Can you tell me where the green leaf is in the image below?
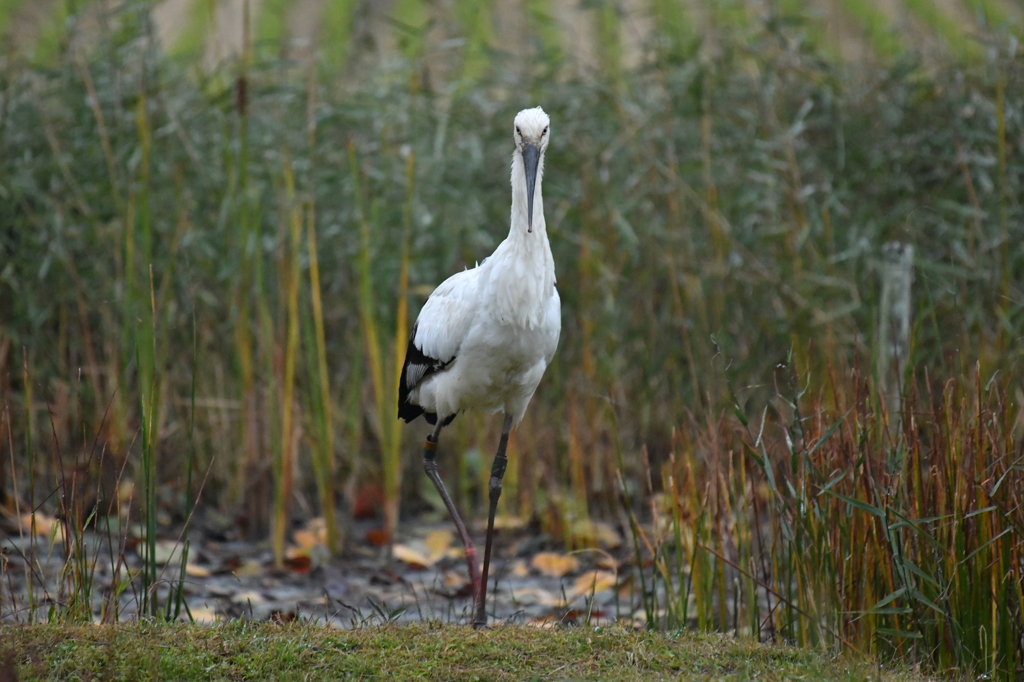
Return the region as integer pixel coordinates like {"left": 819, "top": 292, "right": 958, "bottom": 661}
{"left": 827, "top": 491, "right": 885, "bottom": 518}
{"left": 875, "top": 628, "right": 923, "bottom": 639}
{"left": 733, "top": 405, "right": 749, "bottom": 427}
{"left": 817, "top": 469, "right": 847, "bottom": 496}
{"left": 805, "top": 413, "right": 848, "bottom": 457}
{"left": 898, "top": 558, "right": 942, "bottom": 590}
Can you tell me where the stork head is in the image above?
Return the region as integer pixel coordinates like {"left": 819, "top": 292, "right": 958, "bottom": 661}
{"left": 513, "top": 107, "right": 550, "bottom": 233}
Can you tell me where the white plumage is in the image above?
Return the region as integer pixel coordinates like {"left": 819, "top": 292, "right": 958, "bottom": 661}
{"left": 397, "top": 106, "right": 560, "bottom": 628}
{"left": 399, "top": 107, "right": 560, "bottom": 429}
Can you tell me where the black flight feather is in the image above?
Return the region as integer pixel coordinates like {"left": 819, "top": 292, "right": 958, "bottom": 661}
{"left": 397, "top": 321, "right": 458, "bottom": 426}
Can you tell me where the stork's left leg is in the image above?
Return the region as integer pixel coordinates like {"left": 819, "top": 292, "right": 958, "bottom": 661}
{"left": 474, "top": 412, "right": 514, "bottom": 629}
{"left": 422, "top": 420, "right": 481, "bottom": 607}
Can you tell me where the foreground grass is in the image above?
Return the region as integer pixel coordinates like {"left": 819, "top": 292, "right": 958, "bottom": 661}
{"left": 0, "top": 622, "right": 933, "bottom": 681}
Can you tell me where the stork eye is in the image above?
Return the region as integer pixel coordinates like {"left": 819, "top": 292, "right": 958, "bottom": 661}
{"left": 516, "top": 126, "right": 521, "bottom": 135}
{"left": 542, "top": 127, "right": 548, "bottom": 136}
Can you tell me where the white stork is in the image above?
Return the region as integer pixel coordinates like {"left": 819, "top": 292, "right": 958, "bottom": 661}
{"left": 398, "top": 107, "right": 560, "bottom": 628}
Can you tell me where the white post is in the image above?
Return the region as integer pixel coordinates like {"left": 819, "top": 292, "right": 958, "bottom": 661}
{"left": 877, "top": 241, "right": 914, "bottom": 422}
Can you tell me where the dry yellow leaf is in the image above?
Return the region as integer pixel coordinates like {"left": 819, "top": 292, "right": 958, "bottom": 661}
{"left": 19, "top": 512, "right": 63, "bottom": 541}
{"left": 530, "top": 551, "right": 579, "bottom": 577}
{"left": 570, "top": 520, "right": 622, "bottom": 548}
{"left": 492, "top": 515, "right": 526, "bottom": 530}
{"left": 293, "top": 528, "right": 321, "bottom": 550}
{"left": 307, "top": 517, "right": 328, "bottom": 544}
{"left": 231, "top": 590, "right": 264, "bottom": 605}
{"left": 285, "top": 545, "right": 309, "bottom": 560}
{"left": 424, "top": 529, "right": 453, "bottom": 561}
{"left": 512, "top": 586, "right": 562, "bottom": 607}
{"left": 117, "top": 480, "right": 135, "bottom": 503}
{"left": 189, "top": 606, "right": 219, "bottom": 624}
{"left": 571, "top": 569, "right": 617, "bottom": 597}
{"left": 234, "top": 560, "right": 263, "bottom": 577}
{"left": 392, "top": 544, "right": 430, "bottom": 568}
{"left": 442, "top": 570, "right": 466, "bottom": 588}
{"left": 185, "top": 563, "right": 211, "bottom": 578}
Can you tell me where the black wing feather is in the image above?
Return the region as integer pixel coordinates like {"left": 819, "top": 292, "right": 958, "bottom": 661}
{"left": 397, "top": 321, "right": 458, "bottom": 426}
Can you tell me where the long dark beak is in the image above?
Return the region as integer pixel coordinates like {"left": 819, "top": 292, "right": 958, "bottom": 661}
{"left": 523, "top": 144, "right": 540, "bottom": 233}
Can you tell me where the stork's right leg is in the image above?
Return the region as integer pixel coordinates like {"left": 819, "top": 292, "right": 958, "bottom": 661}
{"left": 422, "top": 420, "right": 481, "bottom": 608}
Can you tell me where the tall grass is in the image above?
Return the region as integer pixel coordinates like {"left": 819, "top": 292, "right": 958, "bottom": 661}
{"left": 350, "top": 141, "right": 411, "bottom": 541}
{"left": 625, "top": 359, "right": 1023, "bottom": 678}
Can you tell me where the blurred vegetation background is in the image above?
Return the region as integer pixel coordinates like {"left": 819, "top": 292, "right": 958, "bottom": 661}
{"left": 0, "top": 0, "right": 1021, "bottom": 674}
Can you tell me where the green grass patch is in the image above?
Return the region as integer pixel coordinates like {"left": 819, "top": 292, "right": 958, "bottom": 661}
{"left": 0, "top": 622, "right": 931, "bottom": 681}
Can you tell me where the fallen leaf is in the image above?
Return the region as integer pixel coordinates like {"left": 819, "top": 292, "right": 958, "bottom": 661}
{"left": 293, "top": 528, "right": 321, "bottom": 550}
{"left": 509, "top": 559, "right": 529, "bottom": 578}
{"left": 19, "top": 513, "right": 63, "bottom": 542}
{"left": 306, "top": 517, "right": 328, "bottom": 544}
{"left": 233, "top": 560, "right": 262, "bottom": 578}
{"left": 153, "top": 541, "right": 181, "bottom": 565}
{"left": 571, "top": 570, "right": 617, "bottom": 597}
{"left": 392, "top": 544, "right": 430, "bottom": 570}
{"left": 231, "top": 590, "right": 264, "bottom": 605}
{"left": 189, "top": 606, "right": 219, "bottom": 624}
{"left": 435, "top": 571, "right": 474, "bottom": 598}
{"left": 353, "top": 483, "right": 383, "bottom": 519}
{"left": 117, "top": 480, "right": 135, "bottom": 503}
{"left": 441, "top": 570, "right": 466, "bottom": 588}
{"left": 531, "top": 551, "right": 579, "bottom": 577}
{"left": 570, "top": 520, "right": 622, "bottom": 548}
{"left": 185, "top": 563, "right": 211, "bottom": 578}
{"left": 365, "top": 529, "right": 389, "bottom": 546}
{"left": 491, "top": 515, "right": 525, "bottom": 530}
{"left": 284, "top": 547, "right": 313, "bottom": 572}
{"left": 424, "top": 529, "right": 453, "bottom": 561}
{"left": 511, "top": 586, "right": 562, "bottom": 607}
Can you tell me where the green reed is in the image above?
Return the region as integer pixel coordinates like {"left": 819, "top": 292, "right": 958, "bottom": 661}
{"left": 627, "top": 360, "right": 1023, "bottom": 678}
